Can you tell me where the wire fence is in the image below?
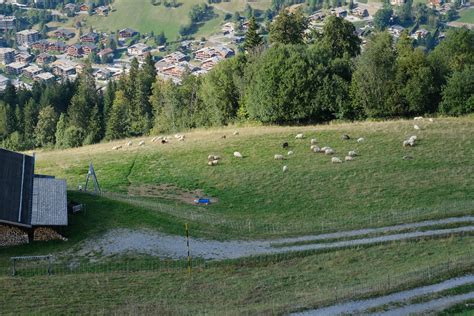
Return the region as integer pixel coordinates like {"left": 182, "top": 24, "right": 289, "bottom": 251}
{"left": 3, "top": 254, "right": 472, "bottom": 315}
{"left": 101, "top": 190, "right": 474, "bottom": 238}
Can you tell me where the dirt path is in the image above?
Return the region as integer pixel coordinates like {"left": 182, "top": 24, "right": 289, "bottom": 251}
{"left": 294, "top": 275, "right": 474, "bottom": 315}
{"left": 75, "top": 216, "right": 474, "bottom": 260}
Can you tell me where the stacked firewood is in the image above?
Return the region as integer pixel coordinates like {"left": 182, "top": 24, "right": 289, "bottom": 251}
{"left": 0, "top": 225, "right": 29, "bottom": 247}
{"left": 33, "top": 227, "right": 68, "bottom": 242}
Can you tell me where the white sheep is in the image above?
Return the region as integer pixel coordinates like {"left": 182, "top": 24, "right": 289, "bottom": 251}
{"left": 409, "top": 135, "right": 417, "bottom": 141}
{"left": 283, "top": 165, "right": 289, "bottom": 172}
{"left": 310, "top": 145, "right": 318, "bottom": 150}
{"left": 112, "top": 145, "right": 122, "bottom": 150}
{"left": 348, "top": 150, "right": 357, "bottom": 157}
{"left": 234, "top": 152, "right": 243, "bottom": 158}
{"left": 345, "top": 156, "right": 354, "bottom": 161}
{"left": 414, "top": 125, "right": 420, "bottom": 130}
{"left": 208, "top": 160, "right": 219, "bottom": 166}
{"left": 174, "top": 134, "right": 183, "bottom": 139}
{"left": 139, "top": 141, "right": 145, "bottom": 146}
{"left": 414, "top": 116, "right": 424, "bottom": 120}
{"left": 331, "top": 157, "right": 342, "bottom": 163}
{"left": 233, "top": 131, "right": 239, "bottom": 136}
{"left": 325, "top": 148, "right": 335, "bottom": 155}
{"left": 312, "top": 146, "right": 321, "bottom": 153}
{"left": 208, "top": 155, "right": 221, "bottom": 161}
{"left": 127, "top": 141, "right": 133, "bottom": 146}
{"left": 274, "top": 154, "right": 284, "bottom": 160}
{"left": 357, "top": 137, "right": 365, "bottom": 143}
{"left": 310, "top": 138, "right": 317, "bottom": 145}
{"left": 287, "top": 151, "right": 294, "bottom": 156}
{"left": 428, "top": 118, "right": 434, "bottom": 122}
{"left": 295, "top": 133, "right": 304, "bottom": 139}
{"left": 321, "top": 146, "right": 330, "bottom": 151}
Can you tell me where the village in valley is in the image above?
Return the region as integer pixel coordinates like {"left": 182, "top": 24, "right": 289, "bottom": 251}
{"left": 0, "top": 0, "right": 472, "bottom": 90}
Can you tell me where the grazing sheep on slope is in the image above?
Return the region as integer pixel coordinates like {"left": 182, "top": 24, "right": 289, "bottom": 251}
{"left": 414, "top": 125, "right": 420, "bottom": 130}
{"left": 283, "top": 165, "right": 289, "bottom": 172}
{"left": 288, "top": 151, "right": 294, "bottom": 155}
{"left": 311, "top": 138, "right": 317, "bottom": 145}
{"left": 274, "top": 154, "right": 284, "bottom": 160}
{"left": 348, "top": 150, "right": 357, "bottom": 157}
{"left": 332, "top": 157, "right": 342, "bottom": 163}
{"left": 325, "top": 148, "right": 335, "bottom": 155}
{"left": 282, "top": 142, "right": 289, "bottom": 149}
{"left": 357, "top": 138, "right": 365, "bottom": 143}
{"left": 345, "top": 156, "right": 354, "bottom": 161}
{"left": 112, "top": 145, "right": 122, "bottom": 150}
{"left": 295, "top": 133, "right": 304, "bottom": 139}
{"left": 312, "top": 146, "right": 321, "bottom": 153}
{"left": 234, "top": 152, "right": 243, "bottom": 158}
{"left": 139, "top": 141, "right": 145, "bottom": 146}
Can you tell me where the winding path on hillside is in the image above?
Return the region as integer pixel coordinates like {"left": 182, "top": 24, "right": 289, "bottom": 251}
{"left": 76, "top": 216, "right": 474, "bottom": 260}
{"left": 294, "top": 275, "right": 474, "bottom": 315}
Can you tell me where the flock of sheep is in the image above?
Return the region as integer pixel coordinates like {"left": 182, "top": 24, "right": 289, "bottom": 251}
{"left": 110, "top": 117, "right": 434, "bottom": 173}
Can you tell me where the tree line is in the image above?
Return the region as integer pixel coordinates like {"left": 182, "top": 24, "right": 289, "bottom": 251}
{"left": 0, "top": 13, "right": 473, "bottom": 151}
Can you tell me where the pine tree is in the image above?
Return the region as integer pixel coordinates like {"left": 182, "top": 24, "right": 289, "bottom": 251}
{"left": 106, "top": 90, "right": 129, "bottom": 140}
{"left": 35, "top": 105, "right": 58, "bottom": 147}
{"left": 243, "top": 16, "right": 263, "bottom": 52}
{"left": 23, "top": 98, "right": 38, "bottom": 147}
{"left": 55, "top": 113, "right": 67, "bottom": 148}
{"left": 84, "top": 104, "right": 103, "bottom": 144}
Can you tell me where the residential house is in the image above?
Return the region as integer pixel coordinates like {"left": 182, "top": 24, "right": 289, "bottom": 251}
{"left": 67, "top": 44, "right": 83, "bottom": 57}
{"left": 63, "top": 3, "right": 77, "bottom": 14}
{"left": 119, "top": 28, "right": 138, "bottom": 38}
{"left": 95, "top": 5, "right": 110, "bottom": 16}
{"left": 15, "top": 52, "right": 33, "bottom": 63}
{"left": 16, "top": 29, "right": 40, "bottom": 47}
{"left": 31, "top": 39, "right": 50, "bottom": 51}
{"left": 309, "top": 11, "right": 326, "bottom": 21}
{"left": 163, "top": 51, "right": 187, "bottom": 63}
{"left": 0, "top": 47, "right": 15, "bottom": 65}
{"left": 79, "top": 3, "right": 91, "bottom": 11}
{"left": 80, "top": 32, "right": 99, "bottom": 43}
{"left": 222, "top": 22, "right": 234, "bottom": 35}
{"left": 388, "top": 24, "right": 405, "bottom": 38}
{"left": 0, "top": 15, "right": 15, "bottom": 30}
{"left": 98, "top": 48, "right": 114, "bottom": 60}
{"left": 127, "top": 43, "right": 150, "bottom": 56}
{"left": 6, "top": 62, "right": 27, "bottom": 75}
{"left": 428, "top": 0, "right": 443, "bottom": 7}
{"left": 54, "top": 28, "right": 75, "bottom": 39}
{"left": 82, "top": 43, "right": 97, "bottom": 55}
{"left": 36, "top": 53, "right": 55, "bottom": 65}
{"left": 51, "top": 60, "right": 77, "bottom": 77}
{"left": 94, "top": 68, "right": 112, "bottom": 80}
{"left": 353, "top": 7, "right": 369, "bottom": 17}
{"left": 23, "top": 65, "right": 42, "bottom": 78}
{"left": 390, "top": 0, "right": 405, "bottom": 5}
{"left": 34, "top": 72, "right": 55, "bottom": 82}
{"left": 200, "top": 56, "right": 221, "bottom": 71}
{"left": 411, "top": 28, "right": 430, "bottom": 39}
{"left": 331, "top": 8, "right": 348, "bottom": 18}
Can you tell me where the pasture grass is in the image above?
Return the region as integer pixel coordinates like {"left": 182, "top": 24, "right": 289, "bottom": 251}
{"left": 0, "top": 236, "right": 472, "bottom": 314}
{"left": 457, "top": 8, "right": 474, "bottom": 24}
{"left": 32, "top": 118, "right": 474, "bottom": 238}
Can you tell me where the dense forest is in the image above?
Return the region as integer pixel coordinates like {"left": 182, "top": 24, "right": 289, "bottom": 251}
{"left": 0, "top": 13, "right": 473, "bottom": 151}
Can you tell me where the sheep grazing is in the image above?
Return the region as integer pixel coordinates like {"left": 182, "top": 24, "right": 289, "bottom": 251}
{"left": 345, "top": 156, "right": 354, "bottom": 161}
{"left": 310, "top": 138, "right": 317, "bottom": 145}
{"left": 295, "top": 133, "right": 304, "bottom": 139}
{"left": 312, "top": 146, "right": 321, "bottom": 153}
{"left": 414, "top": 116, "right": 424, "bottom": 120}
{"left": 127, "top": 141, "right": 133, "bottom": 146}
{"left": 341, "top": 134, "right": 350, "bottom": 140}
{"left": 403, "top": 136, "right": 417, "bottom": 147}
{"left": 287, "top": 151, "right": 294, "bottom": 155}
{"left": 234, "top": 151, "right": 243, "bottom": 158}
{"left": 208, "top": 155, "right": 221, "bottom": 161}
{"left": 414, "top": 125, "right": 421, "bottom": 130}
{"left": 325, "top": 148, "right": 335, "bottom": 155}
{"left": 282, "top": 142, "right": 289, "bottom": 149}
{"left": 222, "top": 135, "right": 226, "bottom": 139}
{"left": 428, "top": 118, "right": 434, "bottom": 122}
{"left": 161, "top": 139, "right": 168, "bottom": 144}
{"left": 139, "top": 141, "right": 145, "bottom": 146}
{"left": 357, "top": 137, "right": 365, "bottom": 143}
{"left": 348, "top": 150, "right": 357, "bottom": 157}
{"left": 174, "top": 134, "right": 183, "bottom": 139}
{"left": 178, "top": 136, "right": 185, "bottom": 142}
{"left": 274, "top": 154, "right": 284, "bottom": 160}
{"left": 233, "top": 131, "right": 239, "bottom": 136}
{"left": 321, "top": 146, "right": 330, "bottom": 151}
{"left": 112, "top": 145, "right": 122, "bottom": 150}
{"left": 208, "top": 160, "right": 219, "bottom": 166}
{"left": 331, "top": 157, "right": 342, "bottom": 163}
{"left": 282, "top": 165, "right": 289, "bottom": 172}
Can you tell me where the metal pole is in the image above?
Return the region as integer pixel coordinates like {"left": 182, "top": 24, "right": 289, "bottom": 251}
{"left": 185, "top": 223, "right": 191, "bottom": 275}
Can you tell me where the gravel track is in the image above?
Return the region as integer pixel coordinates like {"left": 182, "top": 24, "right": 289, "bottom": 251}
{"left": 294, "top": 275, "right": 474, "bottom": 315}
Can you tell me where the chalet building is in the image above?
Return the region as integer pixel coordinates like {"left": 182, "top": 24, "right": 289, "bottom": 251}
{"left": 79, "top": 3, "right": 91, "bottom": 11}
{"left": 411, "top": 28, "right": 430, "bottom": 39}
{"left": 98, "top": 48, "right": 114, "bottom": 60}
{"left": 63, "top": 3, "right": 77, "bottom": 13}
{"left": 388, "top": 24, "right": 405, "bottom": 38}
{"left": 0, "top": 15, "right": 16, "bottom": 30}
{"left": 48, "top": 41, "right": 67, "bottom": 53}
{"left": 353, "top": 7, "right": 369, "bottom": 17}
{"left": 36, "top": 53, "right": 55, "bottom": 65}
{"left": 95, "top": 5, "right": 110, "bottom": 16}
{"left": 0, "top": 149, "right": 67, "bottom": 230}
{"left": 80, "top": 32, "right": 99, "bottom": 43}
{"left": 6, "top": 62, "right": 27, "bottom": 75}
{"left": 0, "top": 47, "right": 15, "bottom": 65}
{"left": 31, "top": 40, "right": 50, "bottom": 51}
{"left": 15, "top": 52, "right": 33, "bottom": 63}
{"left": 23, "top": 65, "right": 42, "bottom": 78}
{"left": 67, "top": 44, "right": 83, "bottom": 57}
{"left": 222, "top": 22, "right": 234, "bottom": 35}
{"left": 51, "top": 60, "right": 77, "bottom": 77}
{"left": 127, "top": 43, "right": 150, "bottom": 56}
{"left": 390, "top": 0, "right": 405, "bottom": 5}
{"left": 331, "top": 8, "right": 348, "bottom": 18}
{"left": 82, "top": 43, "right": 98, "bottom": 55}
{"left": 201, "top": 56, "right": 221, "bottom": 71}
{"left": 34, "top": 72, "right": 55, "bottom": 83}
{"left": 194, "top": 46, "right": 234, "bottom": 61}
{"left": 163, "top": 51, "right": 187, "bottom": 63}
{"left": 16, "top": 29, "right": 40, "bottom": 47}
{"left": 54, "top": 28, "right": 75, "bottom": 39}
{"left": 118, "top": 28, "right": 138, "bottom": 38}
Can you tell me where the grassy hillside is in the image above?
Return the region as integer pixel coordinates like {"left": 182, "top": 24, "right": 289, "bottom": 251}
{"left": 72, "top": 0, "right": 271, "bottom": 40}
{"left": 457, "top": 8, "right": 474, "bottom": 24}
{"left": 33, "top": 117, "right": 474, "bottom": 238}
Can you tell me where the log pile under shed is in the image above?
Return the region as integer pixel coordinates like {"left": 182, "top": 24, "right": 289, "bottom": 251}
{"left": 33, "top": 227, "right": 68, "bottom": 242}
{"left": 0, "top": 225, "right": 29, "bottom": 247}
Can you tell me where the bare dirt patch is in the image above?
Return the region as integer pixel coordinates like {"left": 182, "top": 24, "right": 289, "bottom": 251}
{"left": 128, "top": 184, "right": 218, "bottom": 205}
